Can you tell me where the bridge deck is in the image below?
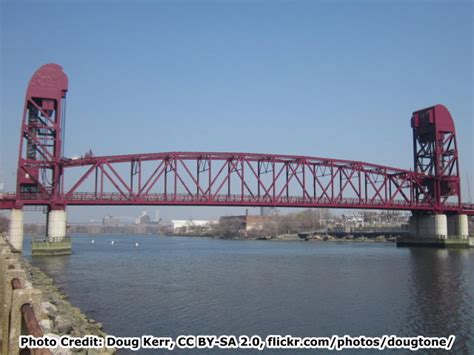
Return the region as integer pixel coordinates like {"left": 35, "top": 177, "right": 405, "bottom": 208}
{"left": 4, "top": 151, "right": 474, "bottom": 214}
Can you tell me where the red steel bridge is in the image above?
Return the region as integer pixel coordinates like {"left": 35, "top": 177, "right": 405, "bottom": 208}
{"left": 1, "top": 64, "right": 473, "bottom": 216}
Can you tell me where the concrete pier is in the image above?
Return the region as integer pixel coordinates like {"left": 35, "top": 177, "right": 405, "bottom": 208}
{"left": 32, "top": 209, "right": 72, "bottom": 256}
{"left": 447, "top": 214, "right": 468, "bottom": 239}
{"left": 8, "top": 209, "right": 24, "bottom": 252}
{"left": 398, "top": 213, "right": 470, "bottom": 248}
{"left": 47, "top": 209, "right": 67, "bottom": 241}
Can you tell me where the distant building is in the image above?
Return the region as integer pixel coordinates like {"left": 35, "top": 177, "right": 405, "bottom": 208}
{"left": 103, "top": 215, "right": 120, "bottom": 226}
{"left": 157, "top": 219, "right": 173, "bottom": 229}
{"left": 344, "top": 215, "right": 364, "bottom": 228}
{"left": 135, "top": 211, "right": 151, "bottom": 225}
{"left": 170, "top": 219, "right": 217, "bottom": 233}
{"left": 219, "top": 215, "right": 271, "bottom": 232}
{"left": 358, "top": 210, "right": 410, "bottom": 226}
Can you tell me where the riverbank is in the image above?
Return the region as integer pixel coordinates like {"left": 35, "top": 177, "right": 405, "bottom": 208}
{"left": 72, "top": 232, "right": 399, "bottom": 243}
{"left": 19, "top": 258, "right": 115, "bottom": 355}
{"left": 212, "top": 232, "right": 398, "bottom": 242}
{"left": 304, "top": 234, "right": 397, "bottom": 243}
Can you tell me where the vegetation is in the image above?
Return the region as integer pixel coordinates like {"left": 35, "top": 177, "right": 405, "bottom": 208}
{"left": 214, "top": 209, "right": 332, "bottom": 239}
{"left": 212, "top": 217, "right": 244, "bottom": 238}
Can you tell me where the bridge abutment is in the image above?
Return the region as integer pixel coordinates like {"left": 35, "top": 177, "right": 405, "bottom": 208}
{"left": 8, "top": 209, "right": 24, "bottom": 252}
{"left": 398, "top": 213, "right": 470, "bottom": 248}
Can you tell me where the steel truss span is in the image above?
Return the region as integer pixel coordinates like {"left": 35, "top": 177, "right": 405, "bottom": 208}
{"left": 0, "top": 63, "right": 473, "bottom": 215}
{"left": 5, "top": 151, "right": 472, "bottom": 214}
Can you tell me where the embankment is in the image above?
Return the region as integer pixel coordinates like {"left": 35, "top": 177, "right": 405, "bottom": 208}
{"left": 1, "top": 235, "right": 115, "bottom": 355}
{"left": 21, "top": 259, "right": 116, "bottom": 355}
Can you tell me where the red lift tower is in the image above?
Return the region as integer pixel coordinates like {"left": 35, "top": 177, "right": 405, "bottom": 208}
{"left": 14, "top": 64, "right": 71, "bottom": 255}
{"left": 411, "top": 104, "right": 461, "bottom": 210}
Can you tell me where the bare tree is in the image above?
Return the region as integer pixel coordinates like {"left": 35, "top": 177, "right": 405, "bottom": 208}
{"left": 213, "top": 217, "right": 244, "bottom": 239}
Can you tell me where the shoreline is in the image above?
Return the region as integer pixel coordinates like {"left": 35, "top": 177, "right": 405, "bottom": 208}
{"left": 19, "top": 257, "right": 116, "bottom": 355}
{"left": 64, "top": 232, "right": 399, "bottom": 243}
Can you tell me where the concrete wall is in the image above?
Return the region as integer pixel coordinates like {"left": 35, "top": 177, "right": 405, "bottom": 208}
{"left": 9, "top": 209, "right": 24, "bottom": 252}
{"left": 0, "top": 237, "right": 45, "bottom": 355}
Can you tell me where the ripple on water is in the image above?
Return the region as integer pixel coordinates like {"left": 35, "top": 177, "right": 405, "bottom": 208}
{"left": 25, "top": 235, "right": 474, "bottom": 354}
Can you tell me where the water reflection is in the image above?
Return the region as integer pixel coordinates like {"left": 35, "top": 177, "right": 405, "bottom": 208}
{"left": 31, "top": 254, "right": 72, "bottom": 277}
{"left": 26, "top": 235, "right": 72, "bottom": 291}
{"left": 405, "top": 248, "right": 473, "bottom": 353}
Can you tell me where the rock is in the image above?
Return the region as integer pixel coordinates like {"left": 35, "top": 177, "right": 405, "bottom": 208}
{"left": 45, "top": 333, "right": 71, "bottom": 355}
{"left": 19, "top": 257, "right": 116, "bottom": 353}
{"left": 39, "top": 318, "right": 52, "bottom": 333}
{"left": 55, "top": 315, "right": 74, "bottom": 334}
{"left": 42, "top": 301, "right": 58, "bottom": 313}
{"left": 49, "top": 293, "right": 61, "bottom": 305}
{"left": 95, "top": 322, "right": 103, "bottom": 329}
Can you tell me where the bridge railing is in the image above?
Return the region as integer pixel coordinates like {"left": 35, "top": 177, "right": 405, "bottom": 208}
{"left": 2, "top": 192, "right": 473, "bottom": 213}
{"left": 0, "top": 236, "right": 50, "bottom": 355}
{"left": 64, "top": 192, "right": 437, "bottom": 208}
{"left": 0, "top": 193, "right": 16, "bottom": 199}
{"left": 32, "top": 236, "right": 71, "bottom": 244}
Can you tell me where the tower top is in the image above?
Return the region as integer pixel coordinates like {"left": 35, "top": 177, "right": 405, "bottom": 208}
{"left": 27, "top": 63, "right": 68, "bottom": 100}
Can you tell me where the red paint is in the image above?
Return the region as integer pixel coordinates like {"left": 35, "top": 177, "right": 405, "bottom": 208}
{"left": 1, "top": 64, "right": 472, "bottom": 216}
{"left": 412, "top": 105, "right": 461, "bottom": 212}
{"left": 16, "top": 64, "right": 68, "bottom": 210}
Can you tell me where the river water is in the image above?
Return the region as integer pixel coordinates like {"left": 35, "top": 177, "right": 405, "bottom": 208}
{"left": 24, "top": 235, "right": 473, "bottom": 354}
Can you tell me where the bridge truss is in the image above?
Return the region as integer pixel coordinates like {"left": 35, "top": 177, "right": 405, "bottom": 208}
{"left": 1, "top": 151, "right": 472, "bottom": 214}
{"left": 1, "top": 64, "right": 473, "bottom": 215}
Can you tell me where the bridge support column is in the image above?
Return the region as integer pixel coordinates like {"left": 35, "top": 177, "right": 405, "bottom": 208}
{"left": 398, "top": 213, "right": 469, "bottom": 248}
{"left": 8, "top": 209, "right": 24, "bottom": 252}
{"left": 47, "top": 209, "right": 67, "bottom": 241}
{"left": 31, "top": 209, "right": 72, "bottom": 256}
{"left": 418, "top": 214, "right": 447, "bottom": 239}
{"left": 447, "top": 214, "right": 468, "bottom": 239}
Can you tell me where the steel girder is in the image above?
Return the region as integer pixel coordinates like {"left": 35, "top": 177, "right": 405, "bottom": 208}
{"left": 2, "top": 152, "right": 472, "bottom": 214}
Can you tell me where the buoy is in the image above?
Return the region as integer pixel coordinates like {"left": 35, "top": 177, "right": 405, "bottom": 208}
{"left": 111, "top": 241, "right": 115, "bottom": 245}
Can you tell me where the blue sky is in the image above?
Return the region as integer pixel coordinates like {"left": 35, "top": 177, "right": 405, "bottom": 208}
{"left": 1, "top": 0, "right": 472, "bottom": 222}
